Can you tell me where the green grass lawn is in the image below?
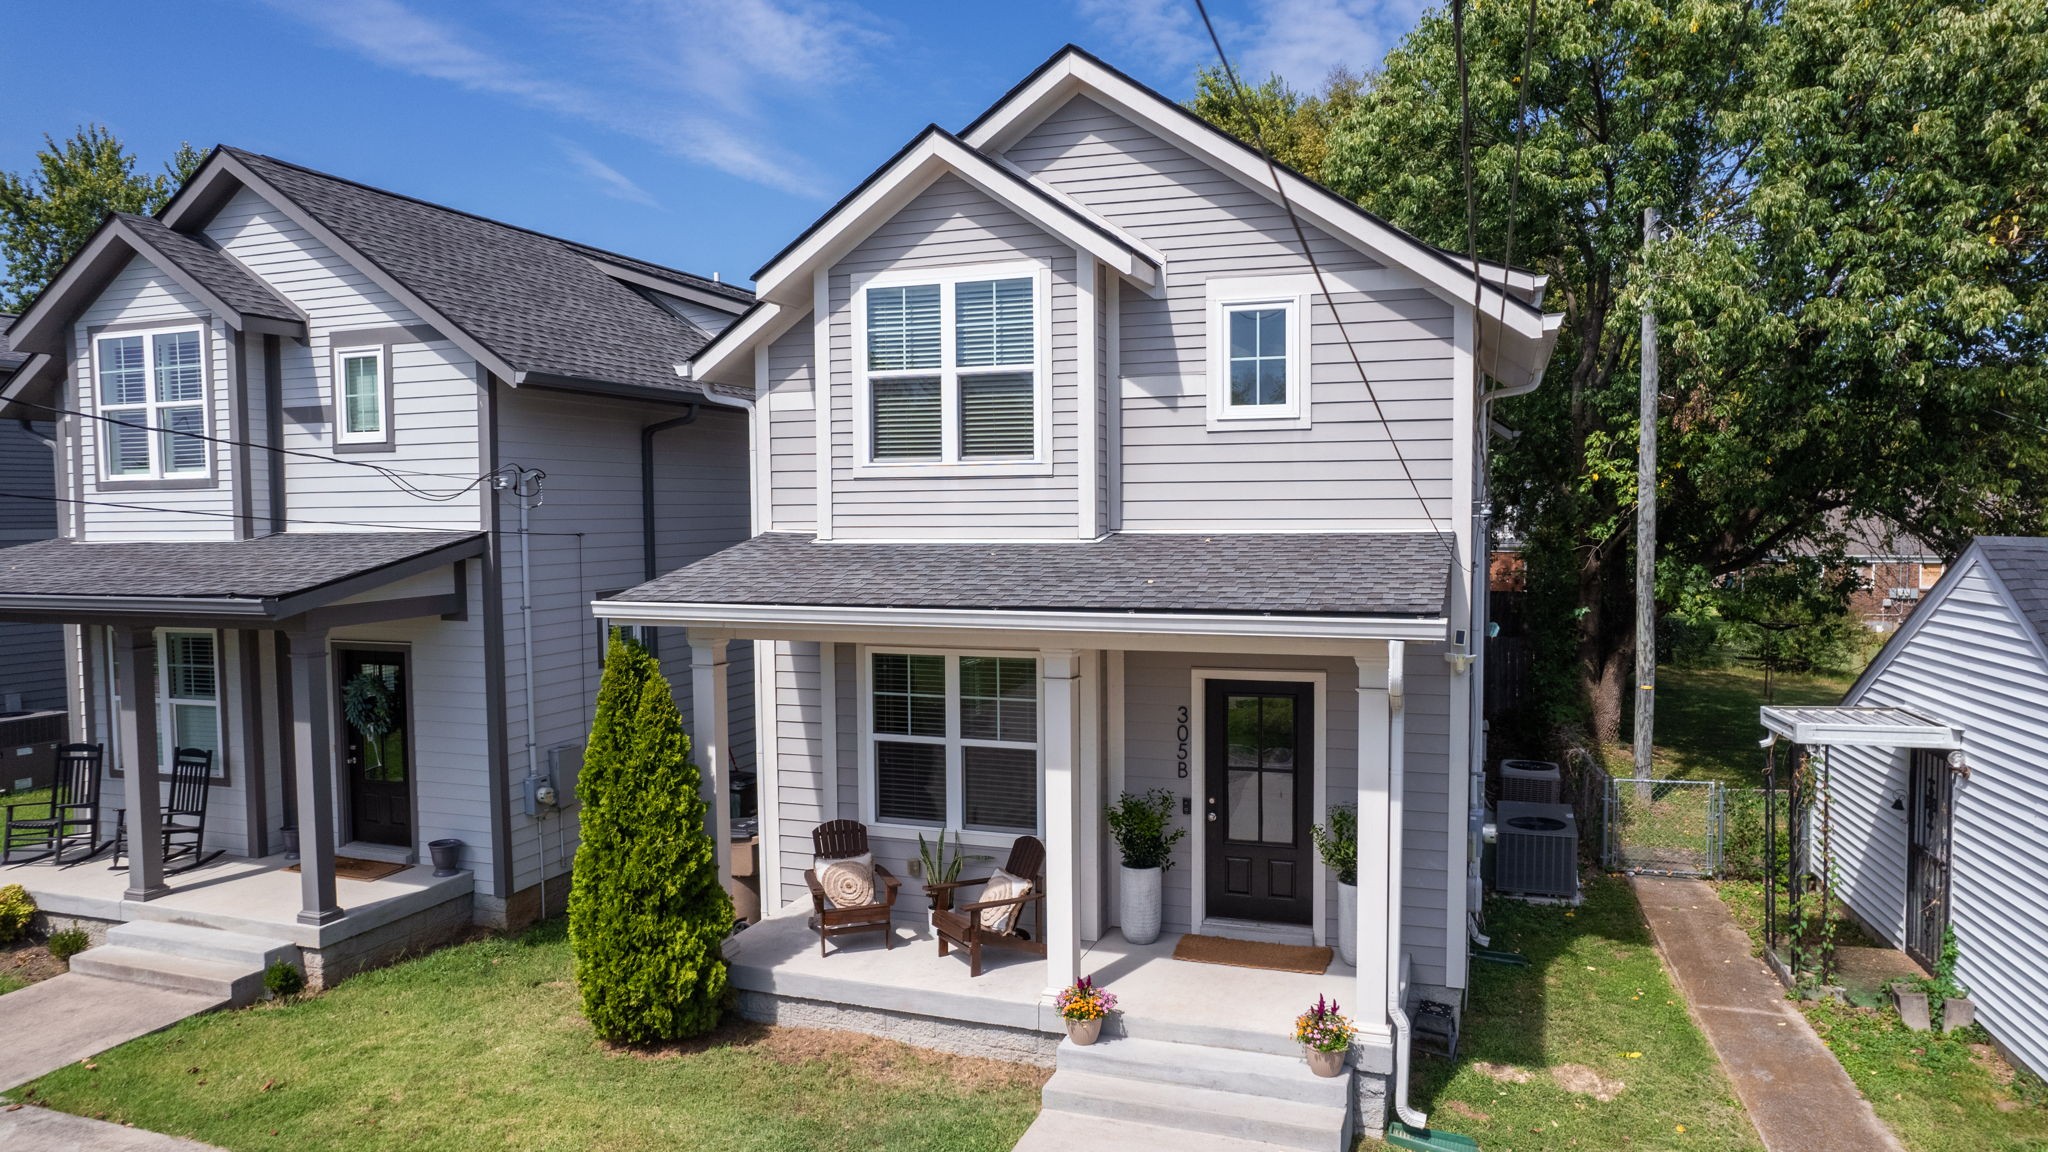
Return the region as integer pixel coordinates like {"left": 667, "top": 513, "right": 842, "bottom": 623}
{"left": 1807, "top": 1004, "right": 2048, "bottom": 1152}
{"left": 13, "top": 922, "right": 1045, "bottom": 1152}
{"left": 0, "top": 972, "right": 26, "bottom": 995}
{"left": 1406, "top": 875, "right": 1763, "bottom": 1151}
{"left": 1625, "top": 663, "right": 1856, "bottom": 787}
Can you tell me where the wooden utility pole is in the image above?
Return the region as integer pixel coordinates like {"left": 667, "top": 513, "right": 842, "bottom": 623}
{"left": 1634, "top": 207, "right": 1659, "bottom": 781}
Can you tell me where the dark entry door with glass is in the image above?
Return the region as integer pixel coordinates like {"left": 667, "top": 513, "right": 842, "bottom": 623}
{"left": 1205, "top": 680, "right": 1313, "bottom": 924}
{"left": 1905, "top": 749, "right": 1954, "bottom": 970}
{"left": 339, "top": 648, "right": 411, "bottom": 847}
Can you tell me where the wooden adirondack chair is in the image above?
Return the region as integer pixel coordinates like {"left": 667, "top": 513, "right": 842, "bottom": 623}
{"left": 930, "top": 835, "right": 1047, "bottom": 977}
{"left": 111, "top": 747, "right": 222, "bottom": 874}
{"left": 802, "top": 819, "right": 901, "bottom": 956}
{"left": 1, "top": 743, "right": 105, "bottom": 864}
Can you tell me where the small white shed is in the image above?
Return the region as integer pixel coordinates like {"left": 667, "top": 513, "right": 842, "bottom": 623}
{"left": 1822, "top": 536, "right": 2048, "bottom": 1077}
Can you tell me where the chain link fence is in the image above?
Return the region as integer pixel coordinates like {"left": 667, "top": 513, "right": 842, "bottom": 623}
{"left": 1602, "top": 777, "right": 1726, "bottom": 877}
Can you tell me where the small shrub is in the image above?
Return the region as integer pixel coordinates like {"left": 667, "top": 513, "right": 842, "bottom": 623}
{"left": 1310, "top": 804, "right": 1358, "bottom": 886}
{"left": 0, "top": 883, "right": 34, "bottom": 945}
{"left": 1106, "top": 789, "right": 1185, "bottom": 870}
{"left": 46, "top": 927, "right": 89, "bottom": 962}
{"left": 264, "top": 959, "right": 306, "bottom": 999}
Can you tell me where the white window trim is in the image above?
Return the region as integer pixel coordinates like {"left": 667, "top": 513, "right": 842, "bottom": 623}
{"left": 850, "top": 260, "right": 1054, "bottom": 478}
{"left": 333, "top": 344, "right": 388, "bottom": 444}
{"left": 92, "top": 323, "right": 211, "bottom": 480}
{"left": 155, "top": 627, "right": 222, "bottom": 777}
{"left": 1205, "top": 276, "right": 1313, "bottom": 430}
{"left": 856, "top": 645, "right": 1045, "bottom": 847}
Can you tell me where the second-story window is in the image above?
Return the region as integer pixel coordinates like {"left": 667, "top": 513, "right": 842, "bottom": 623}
{"left": 96, "top": 327, "right": 208, "bottom": 480}
{"left": 334, "top": 345, "right": 387, "bottom": 444}
{"left": 860, "top": 263, "right": 1044, "bottom": 467}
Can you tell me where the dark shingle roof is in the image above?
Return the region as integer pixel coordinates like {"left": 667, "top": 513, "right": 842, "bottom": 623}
{"left": 222, "top": 148, "right": 752, "bottom": 400}
{"left": 0, "top": 531, "right": 481, "bottom": 603}
{"left": 612, "top": 532, "right": 1451, "bottom": 618}
{"left": 0, "top": 314, "right": 24, "bottom": 378}
{"left": 1975, "top": 537, "right": 2048, "bottom": 651}
{"left": 112, "top": 214, "right": 302, "bottom": 325}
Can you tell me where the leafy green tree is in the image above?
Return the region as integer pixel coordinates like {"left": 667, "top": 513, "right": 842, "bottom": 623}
{"left": 568, "top": 631, "right": 732, "bottom": 1043}
{"left": 1717, "top": 556, "right": 1866, "bottom": 695}
{"left": 1185, "top": 67, "right": 1362, "bottom": 183}
{"left": 1269, "top": 0, "right": 2048, "bottom": 742}
{"left": 0, "top": 126, "right": 205, "bottom": 309}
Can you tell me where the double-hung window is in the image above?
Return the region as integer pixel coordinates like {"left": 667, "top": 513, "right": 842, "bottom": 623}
{"left": 868, "top": 651, "right": 1039, "bottom": 835}
{"left": 859, "top": 263, "right": 1045, "bottom": 467}
{"left": 1206, "top": 279, "right": 1310, "bottom": 428}
{"left": 334, "top": 345, "right": 387, "bottom": 445}
{"left": 96, "top": 326, "right": 209, "bottom": 480}
{"left": 157, "top": 629, "right": 220, "bottom": 773}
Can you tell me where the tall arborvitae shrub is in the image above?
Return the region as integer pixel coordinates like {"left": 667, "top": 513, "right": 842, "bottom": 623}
{"left": 569, "top": 631, "right": 733, "bottom": 1042}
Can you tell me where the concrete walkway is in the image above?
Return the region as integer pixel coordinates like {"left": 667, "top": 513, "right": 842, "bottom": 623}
{"left": 0, "top": 974, "right": 223, "bottom": 1092}
{"left": 0, "top": 1105, "right": 226, "bottom": 1151}
{"left": 1633, "top": 877, "right": 1904, "bottom": 1152}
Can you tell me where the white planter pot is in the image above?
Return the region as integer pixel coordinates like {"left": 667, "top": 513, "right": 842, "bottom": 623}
{"left": 1120, "top": 865, "right": 1163, "bottom": 945}
{"left": 1336, "top": 880, "right": 1358, "bottom": 968}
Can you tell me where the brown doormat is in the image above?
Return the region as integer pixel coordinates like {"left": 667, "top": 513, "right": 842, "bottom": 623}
{"left": 1171, "top": 933, "right": 1333, "bottom": 975}
{"left": 286, "top": 856, "right": 407, "bottom": 882}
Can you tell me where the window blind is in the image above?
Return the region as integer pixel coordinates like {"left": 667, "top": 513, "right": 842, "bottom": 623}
{"left": 963, "top": 745, "right": 1037, "bottom": 832}
{"left": 872, "top": 377, "right": 941, "bottom": 460}
{"left": 876, "top": 741, "right": 946, "bottom": 825}
{"left": 867, "top": 283, "right": 941, "bottom": 371}
{"left": 959, "top": 372, "right": 1034, "bottom": 458}
{"left": 955, "top": 277, "right": 1033, "bottom": 366}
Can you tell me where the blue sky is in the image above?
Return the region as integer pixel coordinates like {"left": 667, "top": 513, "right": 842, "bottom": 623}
{"left": 4, "top": 1, "right": 1427, "bottom": 287}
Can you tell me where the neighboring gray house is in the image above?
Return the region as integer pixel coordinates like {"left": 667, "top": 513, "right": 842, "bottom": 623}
{"left": 598, "top": 46, "right": 1561, "bottom": 1142}
{"left": 1778, "top": 537, "right": 2048, "bottom": 1078}
{"left": 0, "top": 317, "right": 66, "bottom": 719}
{"left": 0, "top": 147, "right": 754, "bottom": 979}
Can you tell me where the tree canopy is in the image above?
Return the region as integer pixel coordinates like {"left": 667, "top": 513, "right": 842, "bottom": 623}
{"left": 0, "top": 125, "right": 204, "bottom": 310}
{"left": 1196, "top": 0, "right": 2048, "bottom": 741}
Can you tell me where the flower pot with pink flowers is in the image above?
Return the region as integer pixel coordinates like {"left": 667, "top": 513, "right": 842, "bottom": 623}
{"left": 1294, "top": 995, "right": 1353, "bottom": 1077}
{"left": 1054, "top": 976, "right": 1118, "bottom": 1046}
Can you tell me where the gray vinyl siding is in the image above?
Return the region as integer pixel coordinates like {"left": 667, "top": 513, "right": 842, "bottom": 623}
{"left": 0, "top": 424, "right": 64, "bottom": 712}
{"left": 71, "top": 256, "right": 237, "bottom": 541}
{"left": 1837, "top": 559, "right": 2048, "bottom": 1076}
{"left": 826, "top": 173, "right": 1080, "bottom": 540}
{"left": 494, "top": 390, "right": 754, "bottom": 894}
{"left": 771, "top": 641, "right": 829, "bottom": 908}
{"left": 206, "top": 188, "right": 482, "bottom": 531}
{"left": 764, "top": 321, "right": 817, "bottom": 532}
{"left": 1006, "top": 96, "right": 1455, "bottom": 532}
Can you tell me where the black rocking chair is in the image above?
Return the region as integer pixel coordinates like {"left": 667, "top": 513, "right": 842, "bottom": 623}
{"left": 111, "top": 747, "right": 223, "bottom": 874}
{"left": 2, "top": 743, "right": 106, "bottom": 865}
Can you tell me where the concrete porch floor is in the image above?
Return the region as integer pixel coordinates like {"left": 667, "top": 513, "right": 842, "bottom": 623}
{"left": 4, "top": 852, "right": 473, "bottom": 951}
{"left": 726, "top": 906, "right": 1377, "bottom": 1059}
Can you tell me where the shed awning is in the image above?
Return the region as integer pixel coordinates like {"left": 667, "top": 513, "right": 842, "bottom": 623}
{"left": 1759, "top": 705, "right": 1962, "bottom": 749}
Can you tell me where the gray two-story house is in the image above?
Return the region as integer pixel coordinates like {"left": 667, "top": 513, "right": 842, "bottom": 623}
{"left": 597, "top": 46, "right": 1561, "bottom": 1143}
{"left": 0, "top": 148, "right": 755, "bottom": 980}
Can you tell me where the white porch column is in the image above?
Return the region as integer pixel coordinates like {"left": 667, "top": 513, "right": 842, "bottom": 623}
{"left": 285, "top": 627, "right": 343, "bottom": 925}
{"left": 1354, "top": 645, "right": 1393, "bottom": 1045}
{"left": 689, "top": 632, "right": 734, "bottom": 895}
{"left": 113, "top": 624, "right": 167, "bottom": 902}
{"left": 1041, "top": 648, "right": 1082, "bottom": 993}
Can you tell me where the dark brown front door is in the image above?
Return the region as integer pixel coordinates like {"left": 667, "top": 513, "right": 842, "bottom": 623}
{"left": 1205, "top": 680, "right": 1313, "bottom": 924}
{"left": 1905, "top": 749, "right": 1954, "bottom": 970}
{"left": 339, "top": 648, "right": 411, "bottom": 848}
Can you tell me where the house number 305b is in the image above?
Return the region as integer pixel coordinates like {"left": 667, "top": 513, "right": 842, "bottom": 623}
{"left": 1175, "top": 705, "right": 1190, "bottom": 778}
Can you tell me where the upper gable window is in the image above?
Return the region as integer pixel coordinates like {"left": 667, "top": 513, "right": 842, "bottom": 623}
{"left": 1206, "top": 279, "right": 1311, "bottom": 429}
{"left": 334, "top": 345, "right": 388, "bottom": 445}
{"left": 856, "top": 262, "right": 1048, "bottom": 471}
{"left": 96, "top": 326, "right": 209, "bottom": 480}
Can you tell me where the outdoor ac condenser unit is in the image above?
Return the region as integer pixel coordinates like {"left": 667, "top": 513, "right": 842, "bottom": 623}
{"left": 1499, "top": 759, "right": 1563, "bottom": 804}
{"left": 1493, "top": 800, "right": 1580, "bottom": 900}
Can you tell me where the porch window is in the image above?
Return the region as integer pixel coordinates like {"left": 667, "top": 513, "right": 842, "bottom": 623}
{"left": 868, "top": 651, "right": 1039, "bottom": 834}
{"left": 859, "top": 264, "right": 1044, "bottom": 467}
{"left": 156, "top": 629, "right": 220, "bottom": 774}
{"left": 96, "top": 326, "right": 209, "bottom": 479}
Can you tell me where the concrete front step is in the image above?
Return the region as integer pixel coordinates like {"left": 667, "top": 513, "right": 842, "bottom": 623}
{"left": 1040, "top": 1068, "right": 1348, "bottom": 1151}
{"left": 106, "top": 920, "right": 300, "bottom": 971}
{"left": 68, "top": 946, "right": 266, "bottom": 1007}
{"left": 1055, "top": 1035, "right": 1351, "bottom": 1108}
{"left": 1013, "top": 1110, "right": 1298, "bottom": 1152}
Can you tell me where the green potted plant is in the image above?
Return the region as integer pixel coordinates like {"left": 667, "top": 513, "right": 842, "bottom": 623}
{"left": 1294, "top": 994, "right": 1354, "bottom": 1077}
{"left": 914, "top": 829, "right": 989, "bottom": 912}
{"left": 1310, "top": 805, "right": 1359, "bottom": 966}
{"left": 1106, "top": 789, "right": 1184, "bottom": 945}
{"left": 1053, "top": 976, "right": 1118, "bottom": 1045}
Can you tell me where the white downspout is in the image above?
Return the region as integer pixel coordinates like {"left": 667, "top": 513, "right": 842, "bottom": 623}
{"left": 1384, "top": 640, "right": 1428, "bottom": 1130}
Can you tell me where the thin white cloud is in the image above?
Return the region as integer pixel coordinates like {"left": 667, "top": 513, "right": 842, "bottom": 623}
{"left": 267, "top": 0, "right": 881, "bottom": 197}
{"left": 1076, "top": 0, "right": 1424, "bottom": 90}
{"left": 1073, "top": 0, "right": 1211, "bottom": 76}
{"left": 558, "top": 141, "right": 659, "bottom": 207}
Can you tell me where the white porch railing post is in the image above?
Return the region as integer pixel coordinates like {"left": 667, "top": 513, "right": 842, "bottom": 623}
{"left": 1041, "top": 648, "right": 1082, "bottom": 994}
{"left": 689, "top": 632, "right": 734, "bottom": 896}
{"left": 113, "top": 624, "right": 167, "bottom": 902}
{"left": 285, "top": 627, "right": 343, "bottom": 925}
{"left": 1355, "top": 646, "right": 1393, "bottom": 1045}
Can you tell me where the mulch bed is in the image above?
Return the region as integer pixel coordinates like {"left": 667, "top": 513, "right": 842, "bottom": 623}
{"left": 2, "top": 937, "right": 68, "bottom": 990}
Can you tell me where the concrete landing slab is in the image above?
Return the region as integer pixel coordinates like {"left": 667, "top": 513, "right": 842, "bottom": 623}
{"left": 1632, "top": 877, "right": 1904, "bottom": 1152}
{"left": 1014, "top": 1110, "right": 1290, "bottom": 1152}
{"left": 0, "top": 974, "right": 222, "bottom": 1091}
{"left": 0, "top": 1104, "right": 225, "bottom": 1151}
